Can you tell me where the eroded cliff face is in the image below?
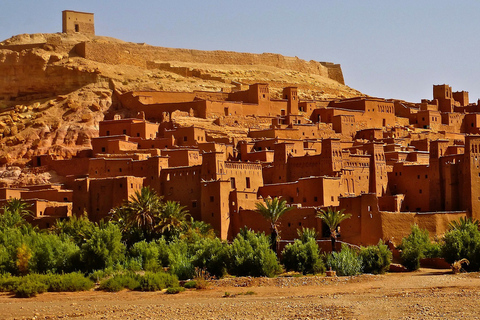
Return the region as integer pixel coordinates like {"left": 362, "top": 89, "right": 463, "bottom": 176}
{"left": 0, "top": 32, "right": 363, "bottom": 172}
{"left": 0, "top": 48, "right": 100, "bottom": 101}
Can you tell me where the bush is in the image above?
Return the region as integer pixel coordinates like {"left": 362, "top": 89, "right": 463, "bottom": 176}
{"left": 359, "top": 240, "right": 392, "bottom": 274}
{"left": 227, "top": 230, "right": 282, "bottom": 277}
{"left": 129, "top": 241, "right": 160, "bottom": 271}
{"left": 45, "top": 273, "right": 94, "bottom": 292}
{"left": 297, "top": 227, "right": 318, "bottom": 243}
{"left": 191, "top": 238, "right": 228, "bottom": 278}
{"left": 281, "top": 238, "right": 325, "bottom": 275}
{"left": 138, "top": 272, "right": 178, "bottom": 291}
{"left": 442, "top": 222, "right": 480, "bottom": 271}
{"left": 80, "top": 224, "right": 126, "bottom": 272}
{"left": 89, "top": 268, "right": 115, "bottom": 283}
{"left": 399, "top": 225, "right": 430, "bottom": 271}
{"left": 0, "top": 274, "right": 20, "bottom": 292}
{"left": 165, "top": 287, "right": 185, "bottom": 294}
{"left": 29, "top": 233, "right": 81, "bottom": 274}
{"left": 168, "top": 240, "right": 194, "bottom": 280}
{"left": 183, "top": 280, "right": 197, "bottom": 289}
{"left": 424, "top": 242, "right": 442, "bottom": 259}
{"left": 99, "top": 273, "right": 140, "bottom": 292}
{"left": 326, "top": 244, "right": 362, "bottom": 276}
{"left": 14, "top": 278, "right": 47, "bottom": 298}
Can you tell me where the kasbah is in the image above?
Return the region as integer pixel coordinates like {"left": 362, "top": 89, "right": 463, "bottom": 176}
{"left": 0, "top": 10, "right": 477, "bottom": 253}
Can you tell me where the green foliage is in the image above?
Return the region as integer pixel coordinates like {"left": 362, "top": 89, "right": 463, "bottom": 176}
{"left": 139, "top": 272, "right": 178, "bottom": 291}
{"left": 98, "top": 271, "right": 178, "bottom": 292}
{"left": 316, "top": 207, "right": 351, "bottom": 252}
{"left": 255, "top": 197, "right": 293, "bottom": 252}
{"left": 80, "top": 223, "right": 126, "bottom": 272}
{"left": 424, "top": 242, "right": 442, "bottom": 259}
{"left": 448, "top": 216, "right": 480, "bottom": 231}
{"left": 129, "top": 240, "right": 161, "bottom": 271}
{"left": 191, "top": 237, "right": 228, "bottom": 278}
{"left": 0, "top": 273, "right": 92, "bottom": 297}
{"left": 359, "top": 240, "right": 392, "bottom": 274}
{"left": 0, "top": 206, "right": 29, "bottom": 231}
{"left": 183, "top": 280, "right": 197, "bottom": 288}
{"left": 44, "top": 273, "right": 94, "bottom": 292}
{"left": 28, "top": 233, "right": 80, "bottom": 274}
{"left": 297, "top": 227, "right": 318, "bottom": 243}
{"left": 227, "top": 229, "right": 282, "bottom": 277}
{"left": 0, "top": 228, "right": 24, "bottom": 274}
{"left": 165, "top": 286, "right": 185, "bottom": 294}
{"left": 52, "top": 214, "right": 96, "bottom": 247}
{"left": 88, "top": 268, "right": 115, "bottom": 283}
{"left": 158, "top": 201, "right": 190, "bottom": 240}
{"left": 3, "top": 198, "right": 32, "bottom": 218}
{"left": 326, "top": 244, "right": 362, "bottom": 276}
{"left": 109, "top": 187, "right": 164, "bottom": 243}
{"left": 14, "top": 277, "right": 47, "bottom": 298}
{"left": 281, "top": 238, "right": 325, "bottom": 275}
{"left": 399, "top": 225, "right": 430, "bottom": 271}
{"left": 168, "top": 240, "right": 194, "bottom": 280}
{"left": 442, "top": 222, "right": 480, "bottom": 271}
{"left": 99, "top": 273, "right": 140, "bottom": 292}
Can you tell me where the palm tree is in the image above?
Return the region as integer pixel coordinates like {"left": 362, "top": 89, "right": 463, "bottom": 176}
{"left": 158, "top": 200, "right": 190, "bottom": 239}
{"left": 110, "top": 187, "right": 164, "bottom": 241}
{"left": 4, "top": 198, "right": 32, "bottom": 217}
{"left": 0, "top": 198, "right": 32, "bottom": 230}
{"left": 316, "top": 207, "right": 351, "bottom": 252}
{"left": 448, "top": 216, "right": 479, "bottom": 231}
{"left": 255, "top": 197, "right": 293, "bottom": 253}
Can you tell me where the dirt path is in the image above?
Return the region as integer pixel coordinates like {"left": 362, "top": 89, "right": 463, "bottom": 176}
{"left": 1, "top": 269, "right": 480, "bottom": 320}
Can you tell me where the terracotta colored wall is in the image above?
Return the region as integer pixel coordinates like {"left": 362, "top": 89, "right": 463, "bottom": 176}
{"left": 62, "top": 11, "right": 95, "bottom": 35}
{"left": 160, "top": 166, "right": 202, "bottom": 220}
{"left": 77, "top": 42, "right": 343, "bottom": 84}
{"left": 88, "top": 176, "right": 144, "bottom": 222}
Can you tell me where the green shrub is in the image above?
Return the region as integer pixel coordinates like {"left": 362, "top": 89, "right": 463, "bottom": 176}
{"left": 88, "top": 268, "right": 115, "bottom": 283}
{"left": 227, "top": 230, "right": 282, "bottom": 277}
{"left": 0, "top": 228, "right": 27, "bottom": 274}
{"left": 14, "top": 278, "right": 47, "bottom": 298}
{"left": 297, "top": 227, "right": 318, "bottom": 243}
{"left": 191, "top": 238, "right": 228, "bottom": 278}
{"left": 442, "top": 222, "right": 480, "bottom": 271}
{"left": 326, "top": 244, "right": 362, "bottom": 276}
{"left": 45, "top": 273, "right": 94, "bottom": 292}
{"left": 80, "top": 224, "right": 126, "bottom": 272}
{"left": 281, "top": 238, "right": 325, "bottom": 275}
{"left": 399, "top": 225, "right": 430, "bottom": 271}
{"left": 165, "top": 286, "right": 185, "bottom": 294}
{"left": 424, "top": 242, "right": 442, "bottom": 259}
{"left": 129, "top": 240, "right": 160, "bottom": 271}
{"left": 168, "top": 240, "right": 194, "bottom": 280}
{"left": 29, "top": 233, "right": 81, "bottom": 274}
{"left": 359, "top": 240, "right": 392, "bottom": 274}
{"left": 0, "top": 274, "right": 20, "bottom": 292}
{"left": 183, "top": 280, "right": 196, "bottom": 289}
{"left": 99, "top": 273, "right": 140, "bottom": 292}
{"left": 138, "top": 272, "right": 178, "bottom": 291}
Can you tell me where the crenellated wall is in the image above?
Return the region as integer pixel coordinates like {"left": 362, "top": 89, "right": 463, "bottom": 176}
{"left": 75, "top": 42, "right": 345, "bottom": 84}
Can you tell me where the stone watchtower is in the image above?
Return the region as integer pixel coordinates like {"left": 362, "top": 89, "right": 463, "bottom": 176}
{"left": 62, "top": 10, "right": 95, "bottom": 35}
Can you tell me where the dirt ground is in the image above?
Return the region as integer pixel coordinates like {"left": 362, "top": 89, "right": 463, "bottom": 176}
{"left": 1, "top": 268, "right": 480, "bottom": 320}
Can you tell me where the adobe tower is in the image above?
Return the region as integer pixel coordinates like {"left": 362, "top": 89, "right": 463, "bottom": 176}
{"left": 62, "top": 10, "right": 95, "bottom": 35}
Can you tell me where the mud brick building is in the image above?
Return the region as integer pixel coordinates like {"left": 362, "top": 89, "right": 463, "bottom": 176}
{"left": 14, "top": 83, "right": 480, "bottom": 248}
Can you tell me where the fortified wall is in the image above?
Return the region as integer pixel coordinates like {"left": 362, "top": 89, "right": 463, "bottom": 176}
{"left": 74, "top": 42, "right": 345, "bottom": 84}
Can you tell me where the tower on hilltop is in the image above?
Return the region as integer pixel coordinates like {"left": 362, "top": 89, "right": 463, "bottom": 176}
{"left": 62, "top": 10, "right": 95, "bottom": 35}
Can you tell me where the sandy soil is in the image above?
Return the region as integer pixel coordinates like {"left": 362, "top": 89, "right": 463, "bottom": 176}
{"left": 1, "top": 269, "right": 480, "bottom": 320}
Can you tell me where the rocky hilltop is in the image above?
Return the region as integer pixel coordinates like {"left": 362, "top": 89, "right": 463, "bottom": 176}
{"left": 0, "top": 32, "right": 362, "bottom": 182}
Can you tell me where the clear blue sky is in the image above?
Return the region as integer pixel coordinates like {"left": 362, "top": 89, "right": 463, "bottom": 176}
{"left": 2, "top": 1, "right": 480, "bottom": 103}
